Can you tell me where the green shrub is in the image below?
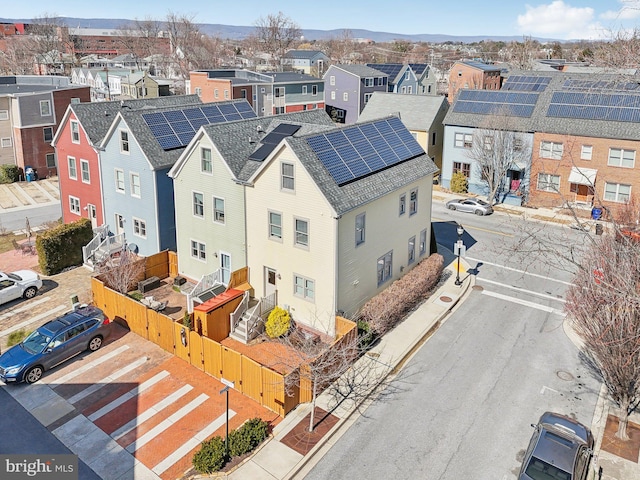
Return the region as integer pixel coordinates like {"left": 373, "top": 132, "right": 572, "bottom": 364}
{"left": 183, "top": 311, "right": 192, "bottom": 330}
{"left": 192, "top": 436, "right": 228, "bottom": 473}
{"left": 0, "top": 165, "right": 20, "bottom": 184}
{"left": 7, "top": 329, "right": 30, "bottom": 346}
{"left": 228, "top": 418, "right": 269, "bottom": 457}
{"left": 128, "top": 291, "right": 143, "bottom": 301}
{"left": 450, "top": 172, "right": 468, "bottom": 194}
{"left": 265, "top": 306, "right": 291, "bottom": 338}
{"left": 357, "top": 320, "right": 375, "bottom": 351}
{"left": 37, "top": 218, "right": 93, "bottom": 275}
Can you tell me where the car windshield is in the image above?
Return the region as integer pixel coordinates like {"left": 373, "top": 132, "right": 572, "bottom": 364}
{"left": 525, "top": 456, "right": 572, "bottom": 480}
{"left": 21, "top": 330, "right": 52, "bottom": 354}
{"left": 6, "top": 272, "right": 22, "bottom": 281}
{"left": 476, "top": 199, "right": 489, "bottom": 206}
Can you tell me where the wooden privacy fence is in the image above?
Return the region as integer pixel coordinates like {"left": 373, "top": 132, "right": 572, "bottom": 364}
{"left": 92, "top": 275, "right": 298, "bottom": 416}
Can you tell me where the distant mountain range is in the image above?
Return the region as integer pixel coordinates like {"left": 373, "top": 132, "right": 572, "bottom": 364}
{"left": 0, "top": 16, "right": 556, "bottom": 44}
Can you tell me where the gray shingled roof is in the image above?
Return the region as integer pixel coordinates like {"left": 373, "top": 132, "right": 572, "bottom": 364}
{"left": 444, "top": 70, "right": 640, "bottom": 141}
{"left": 331, "top": 64, "right": 388, "bottom": 78}
{"left": 358, "top": 92, "right": 449, "bottom": 131}
{"left": 459, "top": 60, "right": 501, "bottom": 72}
{"left": 284, "top": 50, "right": 327, "bottom": 60}
{"left": 70, "top": 95, "right": 201, "bottom": 146}
{"left": 116, "top": 99, "right": 251, "bottom": 170}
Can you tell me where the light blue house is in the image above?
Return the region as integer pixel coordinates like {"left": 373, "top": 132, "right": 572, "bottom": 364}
{"left": 366, "top": 63, "right": 438, "bottom": 95}
{"left": 99, "top": 99, "right": 256, "bottom": 256}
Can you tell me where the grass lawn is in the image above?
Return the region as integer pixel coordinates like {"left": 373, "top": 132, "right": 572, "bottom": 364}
{"left": 0, "top": 232, "right": 28, "bottom": 255}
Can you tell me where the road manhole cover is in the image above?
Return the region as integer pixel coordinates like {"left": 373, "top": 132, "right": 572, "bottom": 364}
{"left": 439, "top": 296, "right": 452, "bottom": 303}
{"left": 557, "top": 370, "right": 574, "bottom": 381}
{"left": 472, "top": 285, "right": 484, "bottom": 291}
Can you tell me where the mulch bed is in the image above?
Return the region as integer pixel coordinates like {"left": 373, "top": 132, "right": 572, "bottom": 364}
{"left": 280, "top": 406, "right": 339, "bottom": 456}
{"left": 600, "top": 414, "right": 640, "bottom": 462}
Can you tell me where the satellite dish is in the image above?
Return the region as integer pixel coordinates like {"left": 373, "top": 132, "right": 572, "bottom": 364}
{"left": 128, "top": 243, "right": 139, "bottom": 253}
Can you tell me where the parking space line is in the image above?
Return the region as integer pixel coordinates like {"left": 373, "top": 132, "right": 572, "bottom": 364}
{"left": 88, "top": 371, "right": 170, "bottom": 422}
{"left": 0, "top": 296, "right": 52, "bottom": 321}
{"left": 125, "top": 393, "right": 209, "bottom": 453}
{"left": 0, "top": 305, "right": 66, "bottom": 337}
{"left": 67, "top": 357, "right": 149, "bottom": 404}
{"left": 45, "top": 345, "right": 130, "bottom": 384}
{"left": 111, "top": 384, "right": 194, "bottom": 441}
{"left": 152, "top": 409, "right": 237, "bottom": 475}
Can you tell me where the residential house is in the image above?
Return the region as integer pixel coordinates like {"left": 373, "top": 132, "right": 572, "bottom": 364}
{"left": 323, "top": 64, "right": 388, "bottom": 124}
{"left": 366, "top": 63, "right": 438, "bottom": 95}
{"left": 98, "top": 99, "right": 256, "bottom": 256}
{"left": 0, "top": 75, "right": 90, "bottom": 175}
{"left": 188, "top": 70, "right": 325, "bottom": 116}
{"left": 53, "top": 95, "right": 202, "bottom": 229}
{"left": 118, "top": 72, "right": 171, "bottom": 99}
{"left": 447, "top": 60, "right": 502, "bottom": 102}
{"left": 168, "top": 110, "right": 335, "bottom": 284}
{"left": 282, "top": 50, "right": 330, "bottom": 76}
{"left": 358, "top": 91, "right": 449, "bottom": 172}
{"left": 443, "top": 71, "right": 640, "bottom": 212}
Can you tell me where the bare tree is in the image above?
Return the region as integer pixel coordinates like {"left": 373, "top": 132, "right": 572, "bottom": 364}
{"left": 27, "top": 14, "right": 75, "bottom": 74}
{"left": 251, "top": 11, "right": 301, "bottom": 71}
{"left": 95, "top": 250, "right": 146, "bottom": 294}
{"left": 504, "top": 36, "right": 539, "bottom": 70}
{"left": 465, "top": 113, "right": 531, "bottom": 204}
{"left": 325, "top": 29, "right": 354, "bottom": 65}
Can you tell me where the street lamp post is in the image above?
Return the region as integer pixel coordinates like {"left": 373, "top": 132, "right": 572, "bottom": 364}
{"left": 455, "top": 224, "right": 465, "bottom": 286}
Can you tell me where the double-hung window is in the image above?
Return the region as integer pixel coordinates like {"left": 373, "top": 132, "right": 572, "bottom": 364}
{"left": 294, "top": 275, "right": 315, "bottom": 301}
{"left": 604, "top": 182, "right": 631, "bottom": 203}
{"left": 69, "top": 196, "right": 80, "bottom": 214}
{"left": 377, "top": 251, "right": 393, "bottom": 286}
{"left": 269, "top": 211, "right": 282, "bottom": 240}
{"left": 40, "top": 100, "right": 51, "bottom": 116}
{"left": 70, "top": 120, "right": 80, "bottom": 143}
{"left": 608, "top": 148, "right": 635, "bottom": 168}
{"left": 130, "top": 173, "right": 140, "bottom": 197}
{"left": 453, "top": 162, "right": 471, "bottom": 177}
{"left": 201, "top": 148, "right": 212, "bottom": 173}
{"left": 419, "top": 229, "right": 427, "bottom": 256}
{"left": 68, "top": 157, "right": 77, "bottom": 180}
{"left": 213, "top": 197, "right": 225, "bottom": 224}
{"left": 355, "top": 213, "right": 365, "bottom": 246}
{"left": 120, "top": 130, "right": 130, "bottom": 153}
{"left": 281, "top": 163, "right": 294, "bottom": 190}
{"left": 133, "top": 218, "right": 147, "bottom": 238}
{"left": 193, "top": 192, "right": 204, "bottom": 217}
{"left": 115, "top": 169, "right": 125, "bottom": 193}
{"left": 581, "top": 145, "right": 593, "bottom": 160}
{"left": 537, "top": 173, "right": 560, "bottom": 192}
{"left": 399, "top": 194, "right": 406, "bottom": 215}
{"left": 454, "top": 132, "right": 473, "bottom": 148}
{"left": 190, "top": 240, "right": 206, "bottom": 260}
{"left": 80, "top": 160, "right": 90, "bottom": 183}
{"left": 409, "top": 189, "right": 418, "bottom": 215}
{"left": 295, "top": 218, "right": 309, "bottom": 247}
{"left": 539, "top": 141, "right": 563, "bottom": 159}
{"left": 43, "top": 127, "right": 53, "bottom": 143}
{"left": 408, "top": 236, "right": 416, "bottom": 264}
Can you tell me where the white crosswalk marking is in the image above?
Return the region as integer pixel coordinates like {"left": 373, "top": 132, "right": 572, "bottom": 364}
{"left": 482, "top": 290, "right": 565, "bottom": 315}
{"left": 88, "top": 371, "right": 170, "bottom": 421}
{"left": 45, "top": 345, "right": 130, "bottom": 384}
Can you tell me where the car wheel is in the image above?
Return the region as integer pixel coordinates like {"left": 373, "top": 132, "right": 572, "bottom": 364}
{"left": 475, "top": 210, "right": 484, "bottom": 216}
{"left": 88, "top": 336, "right": 103, "bottom": 352}
{"left": 448, "top": 204, "right": 456, "bottom": 210}
{"left": 25, "top": 366, "right": 43, "bottom": 384}
{"left": 23, "top": 286, "right": 37, "bottom": 299}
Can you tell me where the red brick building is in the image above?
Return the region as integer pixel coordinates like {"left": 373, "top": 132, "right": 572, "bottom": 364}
{"left": 448, "top": 60, "right": 502, "bottom": 102}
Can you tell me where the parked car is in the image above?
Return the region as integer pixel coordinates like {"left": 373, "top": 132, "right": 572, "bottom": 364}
{"left": 518, "top": 411, "right": 594, "bottom": 480}
{"left": 0, "top": 270, "right": 43, "bottom": 305}
{"left": 446, "top": 198, "right": 493, "bottom": 216}
{"left": 0, "top": 305, "right": 111, "bottom": 384}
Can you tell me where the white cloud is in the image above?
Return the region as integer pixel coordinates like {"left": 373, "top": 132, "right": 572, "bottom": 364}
{"left": 601, "top": 0, "right": 640, "bottom": 20}
{"left": 517, "top": 1, "right": 595, "bottom": 38}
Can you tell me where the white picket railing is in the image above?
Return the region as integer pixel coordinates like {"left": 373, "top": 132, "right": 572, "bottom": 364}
{"left": 187, "top": 269, "right": 222, "bottom": 313}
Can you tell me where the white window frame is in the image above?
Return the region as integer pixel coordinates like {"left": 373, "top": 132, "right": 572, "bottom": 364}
{"left": 364, "top": 93, "right": 372, "bottom": 104}
{"left": 343, "top": 92, "right": 348, "bottom": 101}
{"left": 130, "top": 172, "right": 141, "bottom": 198}
{"left": 377, "top": 251, "right": 393, "bottom": 286}
{"left": 537, "top": 173, "right": 561, "bottom": 192}
{"left": 39, "top": 100, "right": 51, "bottom": 116}
{"left": 115, "top": 168, "right": 125, "bottom": 193}
{"left": 224, "top": 89, "right": 229, "bottom": 99}
{"left": 1, "top": 137, "right": 11, "bottom": 148}
{"left": 409, "top": 188, "right": 418, "bottom": 216}
{"left": 330, "top": 75, "right": 335, "bottom": 86}
{"left": 68, "top": 156, "right": 77, "bottom": 180}
{"left": 608, "top": 148, "right": 635, "bottom": 168}
{"left": 0, "top": 110, "right": 8, "bottom": 120}
{"left": 275, "top": 87, "right": 285, "bottom": 98}
{"left": 214, "top": 88, "right": 219, "bottom": 98}
{"left": 80, "top": 159, "right": 90, "bottom": 184}
{"left": 281, "top": 162, "right": 295, "bottom": 191}
{"left": 539, "top": 141, "right": 563, "bottom": 160}
{"left": 408, "top": 236, "right": 416, "bottom": 265}
{"left": 268, "top": 211, "right": 282, "bottom": 241}
{"left": 294, "top": 274, "right": 315, "bottom": 301}
{"left": 365, "top": 77, "right": 374, "bottom": 87}
{"left": 120, "top": 130, "right": 130, "bottom": 154}
{"left": 193, "top": 191, "right": 204, "bottom": 218}
{"left": 190, "top": 239, "right": 206, "bottom": 261}
{"left": 419, "top": 229, "right": 427, "bottom": 256}
{"left": 604, "top": 182, "right": 631, "bottom": 203}
{"left": 133, "top": 217, "right": 147, "bottom": 238}
{"left": 454, "top": 132, "right": 473, "bottom": 149}
{"left": 355, "top": 212, "right": 365, "bottom": 246}
{"left": 294, "top": 217, "right": 309, "bottom": 248}
{"left": 70, "top": 120, "right": 80, "bottom": 143}
{"left": 581, "top": 145, "right": 593, "bottom": 160}
{"left": 331, "top": 91, "right": 336, "bottom": 100}
{"left": 195, "top": 87, "right": 202, "bottom": 97}
{"left": 201, "top": 147, "right": 212, "bottom": 174}
{"left": 213, "top": 196, "right": 225, "bottom": 224}
{"left": 302, "top": 85, "right": 307, "bottom": 95}
{"left": 69, "top": 195, "right": 80, "bottom": 215}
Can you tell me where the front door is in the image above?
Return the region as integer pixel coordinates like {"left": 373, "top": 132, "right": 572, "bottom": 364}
{"left": 264, "top": 267, "right": 277, "bottom": 297}
{"left": 87, "top": 204, "right": 97, "bottom": 229}
{"left": 220, "top": 252, "right": 231, "bottom": 285}
{"left": 114, "top": 213, "right": 124, "bottom": 235}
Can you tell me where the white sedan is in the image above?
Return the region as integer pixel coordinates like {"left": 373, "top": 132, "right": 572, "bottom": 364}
{"left": 0, "top": 270, "right": 43, "bottom": 305}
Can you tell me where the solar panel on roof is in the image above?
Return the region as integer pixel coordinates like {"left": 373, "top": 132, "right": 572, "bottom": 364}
{"left": 248, "top": 143, "right": 274, "bottom": 161}
{"left": 272, "top": 123, "right": 302, "bottom": 136}
{"left": 547, "top": 90, "right": 640, "bottom": 122}
{"left": 453, "top": 89, "right": 539, "bottom": 118}
{"left": 306, "top": 117, "right": 425, "bottom": 187}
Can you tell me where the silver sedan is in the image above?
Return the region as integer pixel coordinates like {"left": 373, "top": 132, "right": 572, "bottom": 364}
{"left": 446, "top": 198, "right": 494, "bottom": 216}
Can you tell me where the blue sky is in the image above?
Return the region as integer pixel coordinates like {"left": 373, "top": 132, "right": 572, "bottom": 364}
{"left": 3, "top": 0, "right": 640, "bottom": 40}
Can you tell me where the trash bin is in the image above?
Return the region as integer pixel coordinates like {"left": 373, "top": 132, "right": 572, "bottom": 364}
{"left": 591, "top": 206, "right": 603, "bottom": 220}
{"left": 25, "top": 166, "right": 35, "bottom": 182}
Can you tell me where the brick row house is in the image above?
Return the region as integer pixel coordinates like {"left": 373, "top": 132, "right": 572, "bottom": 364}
{"left": 447, "top": 60, "right": 503, "bottom": 102}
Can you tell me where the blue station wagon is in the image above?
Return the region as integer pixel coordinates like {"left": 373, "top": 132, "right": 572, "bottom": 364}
{"left": 0, "top": 305, "right": 111, "bottom": 384}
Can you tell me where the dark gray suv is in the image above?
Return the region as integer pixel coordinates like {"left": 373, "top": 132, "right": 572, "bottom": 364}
{"left": 519, "top": 412, "right": 594, "bottom": 480}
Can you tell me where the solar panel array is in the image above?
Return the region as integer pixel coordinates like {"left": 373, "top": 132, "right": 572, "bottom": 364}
{"left": 306, "top": 117, "right": 424, "bottom": 186}
{"left": 367, "top": 64, "right": 403, "bottom": 80}
{"left": 142, "top": 102, "right": 257, "bottom": 150}
{"left": 452, "top": 90, "right": 539, "bottom": 117}
{"left": 547, "top": 91, "right": 640, "bottom": 122}
{"left": 502, "top": 75, "right": 552, "bottom": 92}
{"left": 562, "top": 79, "right": 640, "bottom": 91}
{"left": 249, "top": 123, "right": 301, "bottom": 161}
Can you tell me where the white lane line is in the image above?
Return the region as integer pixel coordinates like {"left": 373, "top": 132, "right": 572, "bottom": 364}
{"left": 0, "top": 296, "right": 52, "bottom": 321}
{"left": 478, "top": 278, "right": 566, "bottom": 303}
{"left": 88, "top": 371, "right": 170, "bottom": 422}
{"left": 67, "top": 357, "right": 148, "bottom": 404}
{"left": 125, "top": 393, "right": 209, "bottom": 453}
{"left": 111, "top": 384, "right": 194, "bottom": 441}
{"left": 466, "top": 257, "right": 573, "bottom": 286}
{"left": 482, "top": 290, "right": 565, "bottom": 315}
{"left": 152, "top": 409, "right": 237, "bottom": 475}
{"left": 45, "top": 345, "right": 130, "bottom": 384}
{"left": 0, "top": 304, "right": 66, "bottom": 337}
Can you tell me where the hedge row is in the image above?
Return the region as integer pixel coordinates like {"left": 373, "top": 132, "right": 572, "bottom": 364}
{"left": 36, "top": 218, "right": 93, "bottom": 275}
{"left": 0, "top": 165, "right": 20, "bottom": 184}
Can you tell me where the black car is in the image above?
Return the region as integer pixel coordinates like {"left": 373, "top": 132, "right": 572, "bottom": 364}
{"left": 519, "top": 412, "right": 594, "bottom": 480}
